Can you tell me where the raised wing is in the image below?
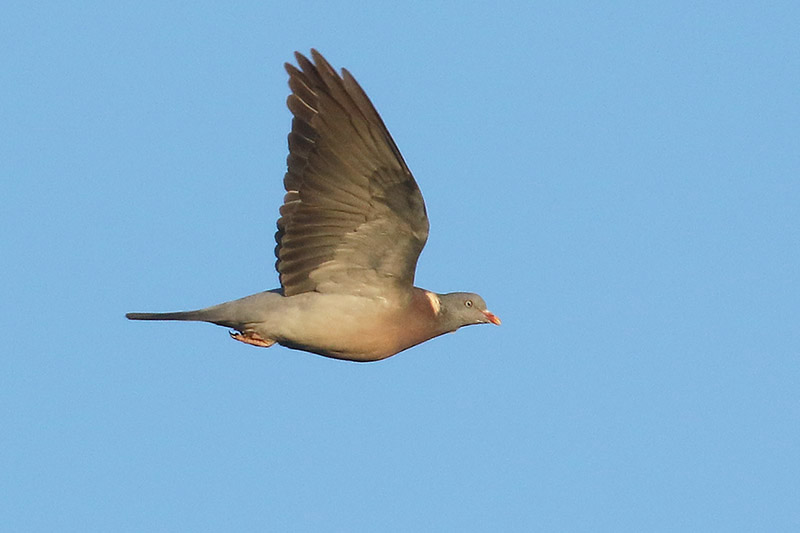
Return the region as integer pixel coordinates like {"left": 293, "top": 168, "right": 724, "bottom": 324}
{"left": 275, "top": 50, "right": 429, "bottom": 297}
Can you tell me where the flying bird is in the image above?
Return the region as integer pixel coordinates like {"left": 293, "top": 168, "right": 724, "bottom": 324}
{"left": 127, "top": 50, "right": 500, "bottom": 362}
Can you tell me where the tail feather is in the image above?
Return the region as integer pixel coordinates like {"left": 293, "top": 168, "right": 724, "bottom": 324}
{"left": 126, "top": 311, "right": 207, "bottom": 321}
{"left": 126, "top": 290, "right": 282, "bottom": 330}
{"left": 126, "top": 309, "right": 237, "bottom": 328}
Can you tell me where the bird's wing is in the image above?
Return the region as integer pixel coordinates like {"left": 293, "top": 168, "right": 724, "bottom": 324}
{"left": 275, "top": 50, "right": 429, "bottom": 297}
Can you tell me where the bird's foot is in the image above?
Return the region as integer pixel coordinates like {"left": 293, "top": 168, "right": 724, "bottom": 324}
{"left": 229, "top": 331, "right": 276, "bottom": 348}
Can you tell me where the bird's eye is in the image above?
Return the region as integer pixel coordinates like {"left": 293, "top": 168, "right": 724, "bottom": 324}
{"left": 465, "top": 300, "right": 473, "bottom": 308}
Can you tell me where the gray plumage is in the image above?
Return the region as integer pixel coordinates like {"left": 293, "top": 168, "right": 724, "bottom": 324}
{"left": 127, "top": 50, "right": 499, "bottom": 362}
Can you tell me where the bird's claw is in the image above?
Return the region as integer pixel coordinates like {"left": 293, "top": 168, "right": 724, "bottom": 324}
{"left": 229, "top": 330, "right": 276, "bottom": 348}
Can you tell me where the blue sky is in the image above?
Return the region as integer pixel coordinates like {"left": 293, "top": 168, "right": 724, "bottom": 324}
{"left": 2, "top": 1, "right": 798, "bottom": 531}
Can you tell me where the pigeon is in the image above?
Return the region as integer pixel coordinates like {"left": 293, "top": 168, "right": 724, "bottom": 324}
{"left": 127, "top": 49, "right": 500, "bottom": 362}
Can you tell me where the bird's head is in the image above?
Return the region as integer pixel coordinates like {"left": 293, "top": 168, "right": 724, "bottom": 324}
{"left": 436, "top": 292, "right": 501, "bottom": 330}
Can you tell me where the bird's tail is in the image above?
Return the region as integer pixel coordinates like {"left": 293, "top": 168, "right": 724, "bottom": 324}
{"left": 126, "top": 311, "right": 208, "bottom": 322}
{"left": 126, "top": 308, "right": 239, "bottom": 328}
{"left": 126, "top": 290, "right": 282, "bottom": 330}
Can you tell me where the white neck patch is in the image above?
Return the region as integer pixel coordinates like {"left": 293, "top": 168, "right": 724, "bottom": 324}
{"left": 424, "top": 291, "right": 441, "bottom": 315}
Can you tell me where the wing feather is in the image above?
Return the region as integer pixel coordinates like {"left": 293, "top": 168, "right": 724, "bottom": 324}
{"left": 275, "top": 50, "right": 429, "bottom": 297}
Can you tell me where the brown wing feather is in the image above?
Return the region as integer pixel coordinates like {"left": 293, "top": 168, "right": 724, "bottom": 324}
{"left": 275, "top": 50, "right": 429, "bottom": 297}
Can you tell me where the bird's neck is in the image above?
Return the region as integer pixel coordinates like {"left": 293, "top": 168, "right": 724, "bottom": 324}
{"left": 409, "top": 288, "right": 452, "bottom": 335}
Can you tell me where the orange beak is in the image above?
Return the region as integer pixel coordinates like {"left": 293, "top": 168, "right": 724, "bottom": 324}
{"left": 482, "top": 310, "right": 501, "bottom": 325}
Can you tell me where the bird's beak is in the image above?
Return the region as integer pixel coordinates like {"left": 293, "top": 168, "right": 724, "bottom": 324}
{"left": 482, "top": 310, "right": 501, "bottom": 325}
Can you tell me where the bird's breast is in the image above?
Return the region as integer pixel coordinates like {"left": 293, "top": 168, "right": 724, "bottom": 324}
{"left": 269, "top": 290, "right": 439, "bottom": 362}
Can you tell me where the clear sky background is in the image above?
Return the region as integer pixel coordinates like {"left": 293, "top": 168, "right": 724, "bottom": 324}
{"left": 2, "top": 1, "right": 798, "bottom": 531}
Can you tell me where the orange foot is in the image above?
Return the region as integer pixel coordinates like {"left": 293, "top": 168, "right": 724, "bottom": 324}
{"left": 229, "top": 331, "right": 276, "bottom": 348}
